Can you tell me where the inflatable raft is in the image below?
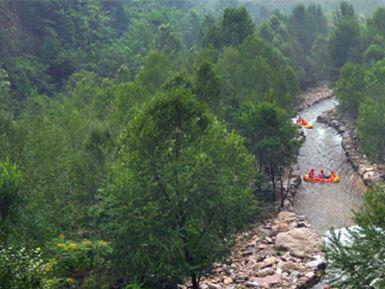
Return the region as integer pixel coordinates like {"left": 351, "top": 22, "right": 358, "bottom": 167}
{"left": 297, "top": 118, "right": 314, "bottom": 129}
{"left": 303, "top": 174, "right": 340, "bottom": 183}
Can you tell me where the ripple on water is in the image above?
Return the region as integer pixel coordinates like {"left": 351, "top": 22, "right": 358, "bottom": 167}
{"left": 294, "top": 98, "right": 365, "bottom": 233}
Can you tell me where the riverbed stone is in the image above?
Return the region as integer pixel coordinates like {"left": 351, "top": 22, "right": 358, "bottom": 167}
{"left": 278, "top": 222, "right": 289, "bottom": 232}
{"left": 257, "top": 267, "right": 275, "bottom": 277}
{"left": 277, "top": 211, "right": 297, "bottom": 221}
{"left": 245, "top": 281, "right": 260, "bottom": 288}
{"left": 254, "top": 274, "right": 282, "bottom": 288}
{"left": 363, "top": 171, "right": 382, "bottom": 185}
{"left": 275, "top": 228, "right": 324, "bottom": 256}
{"left": 283, "top": 261, "right": 305, "bottom": 272}
{"left": 207, "top": 283, "right": 221, "bottom": 289}
{"left": 305, "top": 259, "right": 325, "bottom": 270}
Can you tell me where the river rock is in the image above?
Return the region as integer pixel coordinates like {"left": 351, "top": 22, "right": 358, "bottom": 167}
{"left": 207, "top": 283, "right": 221, "bottom": 289}
{"left": 245, "top": 281, "right": 260, "bottom": 288}
{"left": 277, "top": 211, "right": 297, "bottom": 222}
{"left": 283, "top": 261, "right": 305, "bottom": 272}
{"left": 243, "top": 249, "right": 254, "bottom": 257}
{"left": 288, "top": 222, "right": 298, "bottom": 230}
{"left": 292, "top": 250, "right": 307, "bottom": 259}
{"left": 358, "top": 165, "right": 377, "bottom": 176}
{"left": 257, "top": 267, "right": 275, "bottom": 277}
{"left": 278, "top": 222, "right": 289, "bottom": 232}
{"left": 363, "top": 171, "right": 382, "bottom": 185}
{"left": 306, "top": 259, "right": 325, "bottom": 270}
{"left": 275, "top": 228, "right": 324, "bottom": 256}
{"left": 253, "top": 274, "right": 282, "bottom": 288}
{"left": 223, "top": 277, "right": 233, "bottom": 285}
{"left": 261, "top": 257, "right": 276, "bottom": 268}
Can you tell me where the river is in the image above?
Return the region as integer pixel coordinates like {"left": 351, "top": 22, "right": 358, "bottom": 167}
{"left": 293, "top": 97, "right": 366, "bottom": 233}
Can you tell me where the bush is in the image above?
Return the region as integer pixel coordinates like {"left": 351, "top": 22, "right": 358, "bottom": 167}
{"left": 0, "top": 246, "right": 48, "bottom": 289}
{"left": 0, "top": 160, "right": 21, "bottom": 240}
{"left": 46, "top": 237, "right": 112, "bottom": 289}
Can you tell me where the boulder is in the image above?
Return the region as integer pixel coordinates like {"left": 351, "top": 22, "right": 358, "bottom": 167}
{"left": 358, "top": 165, "right": 377, "bottom": 176}
{"left": 275, "top": 228, "right": 324, "bottom": 256}
{"left": 253, "top": 274, "right": 281, "bottom": 288}
{"left": 363, "top": 171, "right": 382, "bottom": 185}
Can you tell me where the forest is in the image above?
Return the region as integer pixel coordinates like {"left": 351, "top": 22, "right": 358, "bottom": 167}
{"left": 0, "top": 0, "right": 385, "bottom": 288}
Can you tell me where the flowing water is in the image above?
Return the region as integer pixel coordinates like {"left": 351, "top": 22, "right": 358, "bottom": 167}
{"left": 293, "top": 98, "right": 366, "bottom": 233}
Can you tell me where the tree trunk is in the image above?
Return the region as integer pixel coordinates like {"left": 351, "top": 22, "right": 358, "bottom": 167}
{"left": 191, "top": 273, "right": 199, "bottom": 289}
{"left": 281, "top": 167, "right": 293, "bottom": 207}
{"left": 279, "top": 176, "right": 285, "bottom": 207}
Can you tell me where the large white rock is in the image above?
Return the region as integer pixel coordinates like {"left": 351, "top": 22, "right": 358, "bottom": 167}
{"left": 275, "top": 228, "right": 324, "bottom": 256}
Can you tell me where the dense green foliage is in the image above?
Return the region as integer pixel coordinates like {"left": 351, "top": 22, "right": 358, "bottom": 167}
{"left": 0, "top": 247, "right": 48, "bottom": 289}
{"left": 204, "top": 0, "right": 385, "bottom": 19}
{"left": 99, "top": 90, "right": 257, "bottom": 288}
{"left": 332, "top": 3, "right": 385, "bottom": 163}
{"left": 0, "top": 0, "right": 208, "bottom": 103}
{"left": 0, "top": 1, "right": 306, "bottom": 288}
{"left": 328, "top": 2, "right": 361, "bottom": 77}
{"left": 0, "top": 160, "right": 21, "bottom": 240}
{"left": 259, "top": 4, "right": 329, "bottom": 87}
{"left": 3, "top": 1, "right": 384, "bottom": 288}
{"left": 324, "top": 4, "right": 385, "bottom": 287}
{"left": 334, "top": 62, "right": 365, "bottom": 117}
{"left": 234, "top": 102, "right": 300, "bottom": 196}
{"left": 327, "top": 184, "right": 385, "bottom": 288}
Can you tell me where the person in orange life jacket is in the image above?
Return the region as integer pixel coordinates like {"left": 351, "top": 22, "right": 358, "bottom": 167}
{"left": 297, "top": 116, "right": 304, "bottom": 124}
{"left": 308, "top": 168, "right": 315, "bottom": 178}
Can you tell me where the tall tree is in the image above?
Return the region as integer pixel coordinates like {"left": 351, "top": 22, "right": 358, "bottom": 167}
{"left": 357, "top": 97, "right": 385, "bottom": 163}
{"left": 99, "top": 88, "right": 257, "bottom": 288}
{"left": 335, "top": 62, "right": 366, "bottom": 117}
{"left": 327, "top": 184, "right": 385, "bottom": 289}
{"left": 194, "top": 61, "right": 222, "bottom": 115}
{"left": 221, "top": 6, "right": 255, "bottom": 47}
{"left": 329, "top": 2, "right": 362, "bottom": 76}
{"left": 234, "top": 102, "right": 300, "bottom": 199}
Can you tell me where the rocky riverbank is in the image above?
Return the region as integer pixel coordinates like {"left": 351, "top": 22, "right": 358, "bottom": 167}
{"left": 297, "top": 83, "right": 333, "bottom": 111}
{"left": 182, "top": 170, "right": 326, "bottom": 289}
{"left": 186, "top": 211, "right": 326, "bottom": 289}
{"left": 317, "top": 108, "right": 385, "bottom": 186}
